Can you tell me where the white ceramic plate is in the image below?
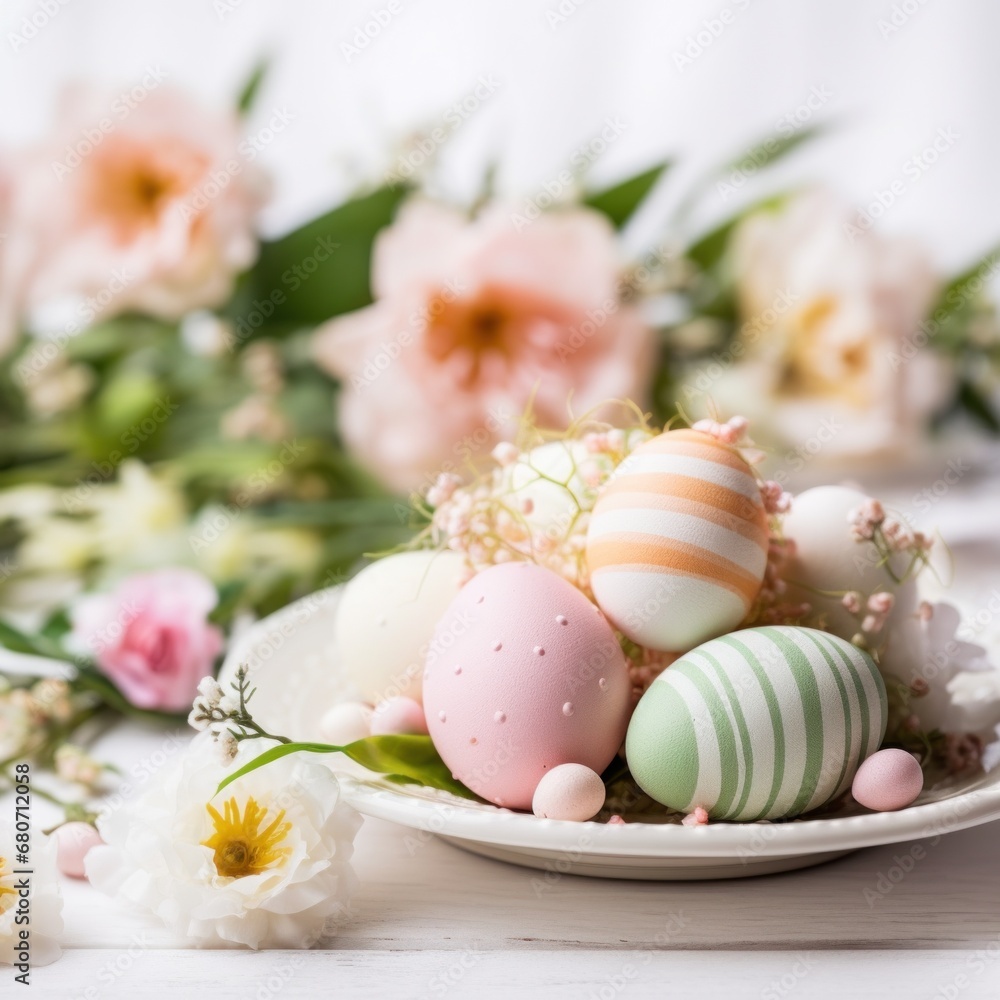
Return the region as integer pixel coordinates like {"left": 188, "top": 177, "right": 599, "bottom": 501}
{"left": 222, "top": 587, "right": 1000, "bottom": 880}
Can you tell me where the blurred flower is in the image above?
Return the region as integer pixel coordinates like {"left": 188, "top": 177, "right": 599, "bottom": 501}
{"left": 87, "top": 734, "right": 361, "bottom": 949}
{"left": 189, "top": 510, "right": 319, "bottom": 584}
{"left": 18, "top": 515, "right": 97, "bottom": 575}
{"left": 21, "top": 354, "right": 94, "bottom": 417}
{"left": 69, "top": 567, "right": 222, "bottom": 712}
{"left": 700, "top": 190, "right": 946, "bottom": 460}
{"left": 0, "top": 689, "right": 31, "bottom": 760}
{"left": 7, "top": 84, "right": 267, "bottom": 333}
{"left": 54, "top": 744, "right": 106, "bottom": 788}
{"left": 313, "top": 199, "right": 654, "bottom": 492}
{"left": 86, "top": 460, "right": 187, "bottom": 565}
{"left": 1, "top": 825, "right": 63, "bottom": 966}
{"left": 220, "top": 394, "right": 291, "bottom": 443}
{"left": 881, "top": 600, "right": 997, "bottom": 737}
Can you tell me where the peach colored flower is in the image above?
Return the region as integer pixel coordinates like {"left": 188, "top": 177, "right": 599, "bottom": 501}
{"left": 69, "top": 568, "right": 223, "bottom": 712}
{"left": 6, "top": 83, "right": 267, "bottom": 337}
{"left": 313, "top": 200, "right": 654, "bottom": 492}
{"left": 692, "top": 190, "right": 947, "bottom": 462}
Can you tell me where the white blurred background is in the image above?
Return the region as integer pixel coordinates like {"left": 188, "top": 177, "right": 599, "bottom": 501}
{"left": 2, "top": 0, "right": 996, "bottom": 269}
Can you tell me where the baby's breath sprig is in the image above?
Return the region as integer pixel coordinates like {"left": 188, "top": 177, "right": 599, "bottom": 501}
{"left": 188, "top": 665, "right": 291, "bottom": 761}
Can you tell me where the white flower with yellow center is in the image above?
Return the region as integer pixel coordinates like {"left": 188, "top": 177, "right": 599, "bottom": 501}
{"left": 86, "top": 734, "right": 362, "bottom": 949}
{"left": 0, "top": 825, "right": 63, "bottom": 967}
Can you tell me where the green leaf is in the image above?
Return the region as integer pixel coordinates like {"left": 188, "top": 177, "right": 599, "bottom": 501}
{"left": 685, "top": 191, "right": 792, "bottom": 273}
{"left": 215, "top": 735, "right": 481, "bottom": 801}
{"left": 237, "top": 59, "right": 269, "bottom": 115}
{"left": 926, "top": 247, "right": 1000, "bottom": 333}
{"left": 234, "top": 185, "right": 409, "bottom": 329}
{"left": 0, "top": 619, "right": 71, "bottom": 662}
{"left": 73, "top": 666, "right": 185, "bottom": 724}
{"left": 722, "top": 123, "right": 827, "bottom": 176}
{"left": 956, "top": 379, "right": 1000, "bottom": 433}
{"left": 583, "top": 162, "right": 670, "bottom": 229}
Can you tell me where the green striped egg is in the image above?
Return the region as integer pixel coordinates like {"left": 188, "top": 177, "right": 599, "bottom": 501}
{"left": 625, "top": 626, "right": 887, "bottom": 821}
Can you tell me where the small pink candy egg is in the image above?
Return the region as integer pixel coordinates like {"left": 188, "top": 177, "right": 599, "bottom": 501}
{"left": 852, "top": 748, "right": 924, "bottom": 812}
{"left": 319, "top": 701, "right": 373, "bottom": 744}
{"left": 370, "top": 696, "right": 429, "bottom": 736}
{"left": 55, "top": 822, "right": 103, "bottom": 879}
{"left": 532, "top": 764, "right": 606, "bottom": 821}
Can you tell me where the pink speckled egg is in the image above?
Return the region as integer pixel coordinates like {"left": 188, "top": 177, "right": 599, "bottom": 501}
{"left": 852, "top": 748, "right": 924, "bottom": 812}
{"left": 532, "top": 763, "right": 607, "bottom": 821}
{"left": 423, "top": 562, "right": 631, "bottom": 810}
{"left": 371, "top": 696, "right": 429, "bottom": 736}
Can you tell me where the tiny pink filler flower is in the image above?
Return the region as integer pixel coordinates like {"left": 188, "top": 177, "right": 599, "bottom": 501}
{"left": 70, "top": 568, "right": 223, "bottom": 712}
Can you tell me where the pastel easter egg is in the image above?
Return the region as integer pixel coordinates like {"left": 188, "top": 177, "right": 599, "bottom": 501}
{"left": 55, "top": 822, "right": 104, "bottom": 879}
{"left": 781, "top": 486, "right": 917, "bottom": 640}
{"left": 586, "top": 429, "right": 769, "bottom": 652}
{"left": 626, "top": 625, "right": 887, "bottom": 821}
{"left": 852, "top": 748, "right": 924, "bottom": 812}
{"left": 319, "top": 701, "right": 373, "bottom": 744}
{"left": 335, "top": 550, "right": 466, "bottom": 703}
{"left": 370, "top": 696, "right": 429, "bottom": 736}
{"left": 423, "top": 562, "right": 631, "bottom": 809}
{"left": 532, "top": 764, "right": 607, "bottom": 821}
{"left": 500, "top": 433, "right": 651, "bottom": 536}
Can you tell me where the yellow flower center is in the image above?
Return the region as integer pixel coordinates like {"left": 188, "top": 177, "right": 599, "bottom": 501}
{"left": 202, "top": 797, "right": 291, "bottom": 879}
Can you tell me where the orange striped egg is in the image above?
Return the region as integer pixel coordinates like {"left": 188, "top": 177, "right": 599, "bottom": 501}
{"left": 586, "top": 429, "right": 768, "bottom": 652}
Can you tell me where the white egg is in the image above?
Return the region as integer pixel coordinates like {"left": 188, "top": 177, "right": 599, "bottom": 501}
{"left": 500, "top": 433, "right": 650, "bottom": 539}
{"left": 335, "top": 550, "right": 466, "bottom": 703}
{"left": 319, "top": 701, "right": 373, "bottom": 744}
{"left": 782, "top": 486, "right": 916, "bottom": 640}
{"left": 532, "top": 763, "right": 607, "bottom": 821}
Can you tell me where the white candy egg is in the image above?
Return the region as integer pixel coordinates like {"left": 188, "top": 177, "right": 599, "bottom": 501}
{"left": 781, "top": 486, "right": 916, "bottom": 639}
{"left": 532, "top": 763, "right": 607, "bottom": 821}
{"left": 319, "top": 701, "right": 373, "bottom": 744}
{"left": 335, "top": 550, "right": 466, "bottom": 703}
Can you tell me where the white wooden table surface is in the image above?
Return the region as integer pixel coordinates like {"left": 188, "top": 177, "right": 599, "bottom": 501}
{"left": 9, "top": 474, "right": 1000, "bottom": 998}
{"left": 3, "top": 721, "right": 999, "bottom": 1000}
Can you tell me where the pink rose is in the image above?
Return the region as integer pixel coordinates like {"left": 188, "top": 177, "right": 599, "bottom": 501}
{"left": 70, "top": 568, "right": 223, "bottom": 712}
{"left": 6, "top": 83, "right": 267, "bottom": 335}
{"left": 313, "top": 200, "right": 654, "bottom": 492}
